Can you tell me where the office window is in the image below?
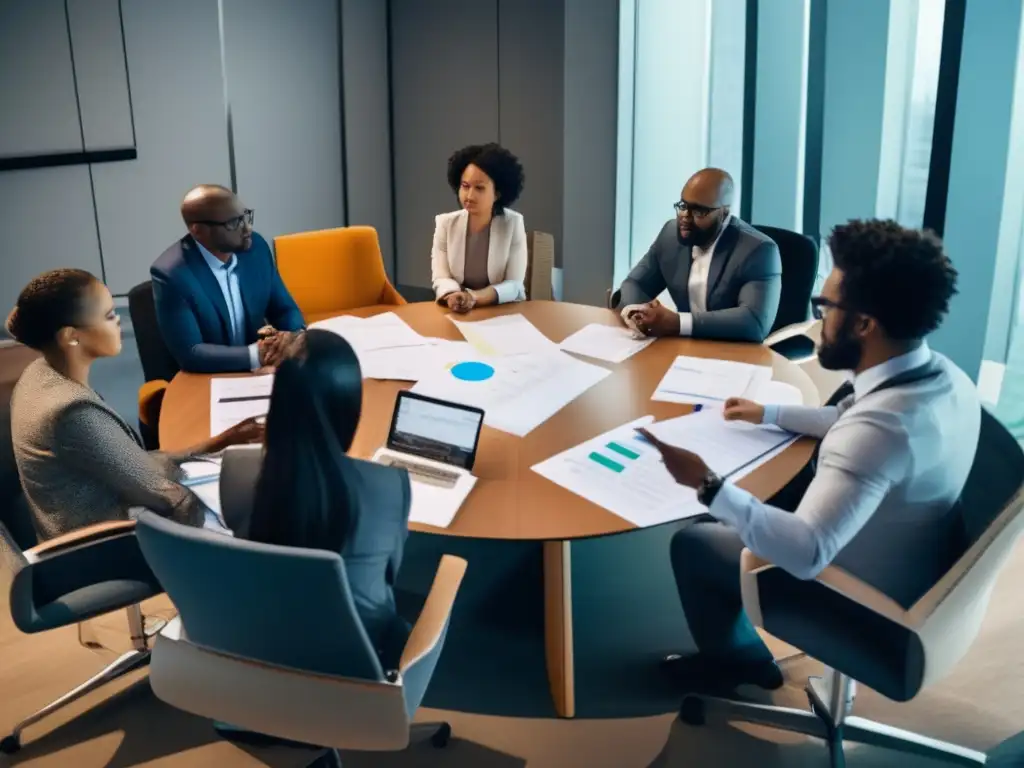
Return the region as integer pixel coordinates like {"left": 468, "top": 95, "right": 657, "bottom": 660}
{"left": 895, "top": 0, "right": 945, "bottom": 229}
{"left": 613, "top": 0, "right": 740, "bottom": 291}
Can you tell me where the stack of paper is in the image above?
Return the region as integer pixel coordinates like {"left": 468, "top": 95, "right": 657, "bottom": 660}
{"left": 558, "top": 323, "right": 654, "bottom": 363}
{"left": 309, "top": 313, "right": 464, "bottom": 382}
{"left": 644, "top": 409, "right": 798, "bottom": 480}
{"left": 358, "top": 339, "right": 474, "bottom": 382}
{"left": 210, "top": 376, "right": 273, "bottom": 436}
{"left": 651, "top": 355, "right": 772, "bottom": 406}
{"left": 532, "top": 416, "right": 706, "bottom": 528}
{"left": 449, "top": 314, "right": 558, "bottom": 357}
{"left": 309, "top": 312, "right": 427, "bottom": 353}
{"left": 752, "top": 380, "right": 803, "bottom": 407}
{"left": 411, "top": 347, "right": 610, "bottom": 437}
{"left": 533, "top": 408, "right": 799, "bottom": 528}
{"left": 179, "top": 457, "right": 231, "bottom": 533}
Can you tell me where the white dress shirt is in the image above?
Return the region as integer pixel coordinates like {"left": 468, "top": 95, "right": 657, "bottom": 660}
{"left": 678, "top": 214, "right": 731, "bottom": 336}
{"left": 196, "top": 241, "right": 260, "bottom": 370}
{"left": 707, "top": 342, "right": 981, "bottom": 605}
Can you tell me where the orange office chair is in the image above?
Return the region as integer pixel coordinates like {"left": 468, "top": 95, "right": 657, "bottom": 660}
{"left": 274, "top": 226, "right": 406, "bottom": 322}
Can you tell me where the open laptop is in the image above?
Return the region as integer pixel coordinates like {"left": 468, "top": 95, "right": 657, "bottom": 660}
{"left": 372, "top": 391, "right": 484, "bottom": 527}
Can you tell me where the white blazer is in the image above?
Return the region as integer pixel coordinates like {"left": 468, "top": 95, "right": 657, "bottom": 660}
{"left": 430, "top": 208, "right": 527, "bottom": 304}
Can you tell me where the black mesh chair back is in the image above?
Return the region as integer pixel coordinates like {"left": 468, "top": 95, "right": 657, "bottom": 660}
{"left": 128, "top": 281, "right": 179, "bottom": 383}
{"left": 754, "top": 225, "right": 818, "bottom": 335}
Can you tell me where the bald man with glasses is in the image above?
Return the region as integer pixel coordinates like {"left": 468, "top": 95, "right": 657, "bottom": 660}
{"left": 612, "top": 168, "right": 782, "bottom": 343}
{"left": 151, "top": 184, "right": 305, "bottom": 373}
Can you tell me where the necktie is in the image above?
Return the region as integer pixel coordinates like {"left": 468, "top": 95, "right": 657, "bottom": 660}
{"left": 824, "top": 380, "right": 855, "bottom": 407}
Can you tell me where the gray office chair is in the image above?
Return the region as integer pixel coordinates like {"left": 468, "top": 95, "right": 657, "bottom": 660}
{"left": 0, "top": 345, "right": 164, "bottom": 755}
{"left": 134, "top": 510, "right": 467, "bottom": 767}
{"left": 679, "top": 408, "right": 1024, "bottom": 767}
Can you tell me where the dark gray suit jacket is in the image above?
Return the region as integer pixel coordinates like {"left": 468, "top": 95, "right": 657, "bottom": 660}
{"left": 220, "top": 446, "right": 411, "bottom": 660}
{"left": 615, "top": 217, "right": 782, "bottom": 342}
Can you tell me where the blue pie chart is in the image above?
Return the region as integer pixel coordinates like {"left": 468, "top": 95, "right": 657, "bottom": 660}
{"left": 450, "top": 361, "right": 495, "bottom": 382}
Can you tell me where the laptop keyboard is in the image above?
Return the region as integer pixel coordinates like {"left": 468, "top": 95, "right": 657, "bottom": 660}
{"left": 378, "top": 455, "right": 459, "bottom": 489}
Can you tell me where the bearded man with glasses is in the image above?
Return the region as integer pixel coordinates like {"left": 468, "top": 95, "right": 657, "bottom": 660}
{"left": 151, "top": 184, "right": 305, "bottom": 373}
{"left": 611, "top": 168, "right": 782, "bottom": 343}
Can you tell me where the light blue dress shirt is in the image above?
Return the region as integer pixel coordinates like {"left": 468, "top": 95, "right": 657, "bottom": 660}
{"left": 195, "top": 241, "right": 260, "bottom": 370}
{"left": 708, "top": 342, "right": 981, "bottom": 603}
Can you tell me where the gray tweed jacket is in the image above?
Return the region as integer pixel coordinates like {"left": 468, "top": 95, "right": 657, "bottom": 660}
{"left": 10, "top": 359, "right": 203, "bottom": 540}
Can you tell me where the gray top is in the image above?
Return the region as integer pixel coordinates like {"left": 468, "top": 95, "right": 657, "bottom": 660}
{"left": 219, "top": 445, "right": 412, "bottom": 665}
{"left": 463, "top": 222, "right": 491, "bottom": 291}
{"left": 10, "top": 358, "right": 203, "bottom": 540}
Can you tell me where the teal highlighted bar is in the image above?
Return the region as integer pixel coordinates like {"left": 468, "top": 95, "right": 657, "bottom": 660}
{"left": 606, "top": 441, "right": 640, "bottom": 460}
{"left": 588, "top": 452, "right": 624, "bottom": 473}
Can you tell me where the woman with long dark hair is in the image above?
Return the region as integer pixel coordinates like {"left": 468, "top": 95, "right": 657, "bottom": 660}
{"left": 244, "top": 329, "right": 412, "bottom": 666}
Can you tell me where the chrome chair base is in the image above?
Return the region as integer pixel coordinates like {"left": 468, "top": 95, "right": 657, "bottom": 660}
{"left": 1, "top": 605, "right": 153, "bottom": 755}
{"left": 678, "top": 669, "right": 987, "bottom": 768}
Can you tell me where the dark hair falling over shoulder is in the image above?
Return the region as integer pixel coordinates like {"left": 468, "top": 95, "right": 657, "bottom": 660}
{"left": 249, "top": 330, "right": 364, "bottom": 554}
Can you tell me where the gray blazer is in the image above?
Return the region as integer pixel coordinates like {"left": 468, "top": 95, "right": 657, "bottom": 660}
{"left": 616, "top": 217, "right": 782, "bottom": 342}
{"left": 220, "top": 445, "right": 412, "bottom": 660}
{"left": 10, "top": 359, "right": 203, "bottom": 540}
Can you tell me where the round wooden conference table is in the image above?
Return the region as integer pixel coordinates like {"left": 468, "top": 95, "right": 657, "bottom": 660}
{"left": 160, "top": 300, "right": 818, "bottom": 720}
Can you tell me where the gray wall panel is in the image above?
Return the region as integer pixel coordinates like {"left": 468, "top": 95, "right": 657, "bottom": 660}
{"left": 498, "top": 0, "right": 565, "bottom": 267}
{"left": 66, "top": 0, "right": 135, "bottom": 151}
{"left": 341, "top": 0, "right": 395, "bottom": 277}
{"left": 562, "top": 0, "right": 618, "bottom": 305}
{"left": 390, "top": 0, "right": 500, "bottom": 289}
{"left": 0, "top": 0, "right": 82, "bottom": 156}
{"left": 223, "top": 0, "right": 346, "bottom": 243}
{"left": 91, "top": 0, "right": 230, "bottom": 295}
{"left": 0, "top": 167, "right": 103, "bottom": 313}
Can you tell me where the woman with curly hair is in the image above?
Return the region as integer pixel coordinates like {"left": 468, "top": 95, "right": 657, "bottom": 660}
{"left": 431, "top": 143, "right": 527, "bottom": 313}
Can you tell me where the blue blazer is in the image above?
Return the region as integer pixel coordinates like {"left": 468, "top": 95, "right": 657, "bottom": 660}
{"left": 151, "top": 233, "right": 304, "bottom": 373}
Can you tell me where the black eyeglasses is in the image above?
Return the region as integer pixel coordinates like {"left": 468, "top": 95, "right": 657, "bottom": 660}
{"left": 672, "top": 200, "right": 721, "bottom": 220}
{"left": 196, "top": 209, "right": 254, "bottom": 232}
{"left": 810, "top": 296, "right": 851, "bottom": 320}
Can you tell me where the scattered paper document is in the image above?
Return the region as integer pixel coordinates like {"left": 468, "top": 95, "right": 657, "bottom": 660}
{"left": 180, "top": 457, "right": 223, "bottom": 486}
{"left": 178, "top": 457, "right": 231, "bottom": 533}
{"left": 558, "top": 323, "right": 655, "bottom": 363}
{"left": 644, "top": 408, "right": 798, "bottom": 480}
{"left": 751, "top": 380, "right": 803, "bottom": 407}
{"left": 651, "top": 355, "right": 771, "bottom": 406}
{"left": 532, "top": 416, "right": 706, "bottom": 528}
{"left": 411, "top": 349, "right": 610, "bottom": 437}
{"left": 309, "top": 312, "right": 427, "bottom": 353}
{"left": 359, "top": 339, "right": 473, "bottom": 381}
{"left": 449, "top": 314, "right": 558, "bottom": 357}
{"left": 210, "top": 376, "right": 273, "bottom": 436}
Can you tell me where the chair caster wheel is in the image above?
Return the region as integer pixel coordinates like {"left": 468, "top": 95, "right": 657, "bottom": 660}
{"left": 0, "top": 734, "right": 21, "bottom": 754}
{"left": 679, "top": 696, "right": 706, "bottom": 726}
{"left": 431, "top": 723, "right": 451, "bottom": 748}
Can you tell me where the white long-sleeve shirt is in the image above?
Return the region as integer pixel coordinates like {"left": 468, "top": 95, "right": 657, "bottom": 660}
{"left": 707, "top": 342, "right": 980, "bottom": 605}
{"left": 677, "top": 215, "right": 730, "bottom": 336}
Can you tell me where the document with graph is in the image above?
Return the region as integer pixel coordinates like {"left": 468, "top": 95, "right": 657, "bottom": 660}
{"left": 531, "top": 416, "right": 706, "bottom": 528}
{"left": 411, "top": 348, "right": 610, "bottom": 437}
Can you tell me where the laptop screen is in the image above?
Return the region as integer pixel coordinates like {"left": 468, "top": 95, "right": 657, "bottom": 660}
{"left": 387, "top": 392, "right": 485, "bottom": 470}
